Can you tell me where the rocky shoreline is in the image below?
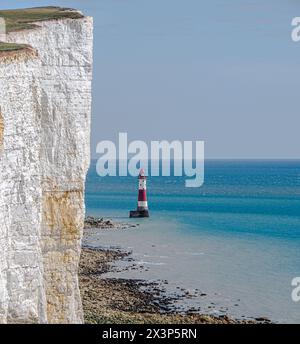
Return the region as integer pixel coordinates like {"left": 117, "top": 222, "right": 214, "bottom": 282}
{"left": 79, "top": 217, "right": 272, "bottom": 324}
{"left": 84, "top": 216, "right": 139, "bottom": 230}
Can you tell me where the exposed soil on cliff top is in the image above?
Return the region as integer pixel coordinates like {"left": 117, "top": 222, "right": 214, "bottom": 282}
{"left": 0, "top": 45, "right": 37, "bottom": 63}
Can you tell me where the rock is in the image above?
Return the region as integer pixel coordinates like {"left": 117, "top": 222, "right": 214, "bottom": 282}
{"left": 255, "top": 317, "right": 271, "bottom": 323}
{"left": 84, "top": 216, "right": 139, "bottom": 231}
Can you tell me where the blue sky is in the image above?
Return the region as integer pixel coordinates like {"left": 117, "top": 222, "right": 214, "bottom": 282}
{"left": 1, "top": 0, "right": 300, "bottom": 158}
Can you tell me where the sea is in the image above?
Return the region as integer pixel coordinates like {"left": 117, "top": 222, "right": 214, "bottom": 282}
{"left": 85, "top": 159, "right": 300, "bottom": 323}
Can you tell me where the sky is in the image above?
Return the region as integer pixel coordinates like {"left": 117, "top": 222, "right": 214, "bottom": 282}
{"left": 1, "top": 0, "right": 300, "bottom": 159}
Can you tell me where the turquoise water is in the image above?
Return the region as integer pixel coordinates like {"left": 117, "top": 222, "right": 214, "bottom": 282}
{"left": 85, "top": 160, "right": 300, "bottom": 323}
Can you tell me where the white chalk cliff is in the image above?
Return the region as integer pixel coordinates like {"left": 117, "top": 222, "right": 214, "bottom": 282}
{"left": 0, "top": 13, "right": 93, "bottom": 323}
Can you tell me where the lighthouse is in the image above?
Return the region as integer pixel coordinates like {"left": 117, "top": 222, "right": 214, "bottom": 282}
{"left": 129, "top": 169, "right": 150, "bottom": 218}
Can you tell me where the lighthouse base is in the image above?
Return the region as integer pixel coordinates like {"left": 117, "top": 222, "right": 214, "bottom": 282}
{"left": 129, "top": 209, "right": 149, "bottom": 218}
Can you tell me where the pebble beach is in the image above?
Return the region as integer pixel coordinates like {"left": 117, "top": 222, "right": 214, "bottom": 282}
{"left": 79, "top": 217, "right": 271, "bottom": 324}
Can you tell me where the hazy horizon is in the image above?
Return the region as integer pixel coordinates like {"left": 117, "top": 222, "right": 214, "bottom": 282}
{"left": 1, "top": 0, "right": 299, "bottom": 159}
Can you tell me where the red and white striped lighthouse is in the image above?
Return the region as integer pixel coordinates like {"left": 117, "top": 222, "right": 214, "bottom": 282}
{"left": 129, "top": 169, "right": 150, "bottom": 218}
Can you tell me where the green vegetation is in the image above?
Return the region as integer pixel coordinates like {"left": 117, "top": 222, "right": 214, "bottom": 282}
{"left": 0, "top": 7, "right": 83, "bottom": 32}
{"left": 0, "top": 7, "right": 83, "bottom": 52}
{"left": 0, "top": 42, "right": 28, "bottom": 52}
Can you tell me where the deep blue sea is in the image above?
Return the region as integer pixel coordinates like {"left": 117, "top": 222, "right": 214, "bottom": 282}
{"left": 85, "top": 160, "right": 300, "bottom": 323}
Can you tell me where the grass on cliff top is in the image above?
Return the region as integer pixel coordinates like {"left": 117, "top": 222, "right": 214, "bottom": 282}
{"left": 0, "top": 7, "right": 83, "bottom": 52}
{"left": 0, "top": 6, "right": 83, "bottom": 32}
{"left": 0, "top": 42, "right": 28, "bottom": 52}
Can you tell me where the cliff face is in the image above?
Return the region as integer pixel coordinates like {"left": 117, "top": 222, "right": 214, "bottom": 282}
{"left": 0, "top": 14, "right": 93, "bottom": 323}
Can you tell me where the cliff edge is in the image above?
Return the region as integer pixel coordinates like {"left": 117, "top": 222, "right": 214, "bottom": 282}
{"left": 0, "top": 7, "right": 93, "bottom": 323}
